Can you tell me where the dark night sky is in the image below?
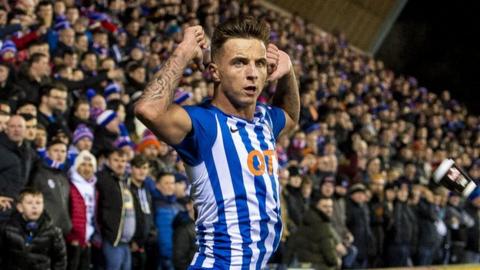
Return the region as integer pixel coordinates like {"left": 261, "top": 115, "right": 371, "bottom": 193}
{"left": 376, "top": 1, "right": 480, "bottom": 114}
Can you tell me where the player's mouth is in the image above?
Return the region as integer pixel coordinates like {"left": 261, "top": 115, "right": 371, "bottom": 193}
{"left": 243, "top": 86, "right": 257, "bottom": 95}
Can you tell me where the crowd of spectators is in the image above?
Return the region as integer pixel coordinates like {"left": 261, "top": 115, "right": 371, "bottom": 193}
{"left": 0, "top": 0, "right": 480, "bottom": 269}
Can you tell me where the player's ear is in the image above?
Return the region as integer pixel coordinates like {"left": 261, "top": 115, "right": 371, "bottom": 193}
{"left": 209, "top": 63, "right": 220, "bottom": 83}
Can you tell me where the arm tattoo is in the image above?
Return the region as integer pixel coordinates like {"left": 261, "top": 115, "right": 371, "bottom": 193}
{"left": 272, "top": 69, "right": 300, "bottom": 124}
{"left": 139, "top": 53, "right": 185, "bottom": 109}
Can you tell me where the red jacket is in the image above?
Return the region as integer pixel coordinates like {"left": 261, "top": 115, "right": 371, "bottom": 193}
{"left": 66, "top": 184, "right": 98, "bottom": 247}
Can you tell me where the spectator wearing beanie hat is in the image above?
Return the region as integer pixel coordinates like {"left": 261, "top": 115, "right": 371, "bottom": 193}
{"left": 0, "top": 40, "right": 17, "bottom": 64}
{"left": 66, "top": 150, "right": 98, "bottom": 270}
{"left": 136, "top": 129, "right": 161, "bottom": 157}
{"left": 136, "top": 129, "right": 172, "bottom": 177}
{"left": 92, "top": 109, "right": 120, "bottom": 156}
{"left": 104, "top": 82, "right": 121, "bottom": 101}
{"left": 68, "top": 124, "right": 94, "bottom": 165}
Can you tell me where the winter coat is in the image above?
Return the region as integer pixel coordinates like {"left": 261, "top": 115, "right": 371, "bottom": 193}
{"left": 13, "top": 72, "right": 45, "bottom": 104}
{"left": 0, "top": 212, "right": 67, "bottom": 270}
{"left": 66, "top": 172, "right": 98, "bottom": 247}
{"left": 0, "top": 132, "right": 36, "bottom": 200}
{"left": 92, "top": 126, "right": 118, "bottom": 156}
{"left": 130, "top": 180, "right": 155, "bottom": 247}
{"left": 284, "top": 185, "right": 305, "bottom": 230}
{"left": 172, "top": 211, "right": 196, "bottom": 270}
{"left": 416, "top": 198, "right": 441, "bottom": 248}
{"left": 346, "top": 198, "right": 375, "bottom": 260}
{"left": 29, "top": 163, "right": 71, "bottom": 235}
{"left": 465, "top": 202, "right": 480, "bottom": 252}
{"left": 385, "top": 200, "right": 416, "bottom": 246}
{"left": 148, "top": 179, "right": 181, "bottom": 259}
{"left": 331, "top": 196, "right": 350, "bottom": 240}
{"left": 287, "top": 206, "right": 339, "bottom": 270}
{"left": 369, "top": 194, "right": 386, "bottom": 257}
{"left": 96, "top": 166, "right": 129, "bottom": 246}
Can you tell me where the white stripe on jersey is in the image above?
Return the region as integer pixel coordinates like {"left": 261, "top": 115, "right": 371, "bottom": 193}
{"left": 185, "top": 161, "right": 217, "bottom": 268}
{"left": 211, "top": 116, "right": 244, "bottom": 268}
{"left": 227, "top": 117, "right": 263, "bottom": 270}
{"left": 243, "top": 121, "right": 279, "bottom": 268}
{"left": 186, "top": 104, "right": 282, "bottom": 270}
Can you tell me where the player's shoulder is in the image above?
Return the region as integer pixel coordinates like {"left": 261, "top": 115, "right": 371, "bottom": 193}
{"left": 182, "top": 100, "right": 217, "bottom": 120}
{"left": 254, "top": 102, "right": 283, "bottom": 120}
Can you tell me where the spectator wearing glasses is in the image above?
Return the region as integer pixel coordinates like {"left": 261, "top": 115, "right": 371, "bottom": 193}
{"left": 37, "top": 82, "right": 69, "bottom": 134}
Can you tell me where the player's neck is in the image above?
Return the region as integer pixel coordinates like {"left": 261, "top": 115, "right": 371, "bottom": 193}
{"left": 211, "top": 95, "right": 256, "bottom": 121}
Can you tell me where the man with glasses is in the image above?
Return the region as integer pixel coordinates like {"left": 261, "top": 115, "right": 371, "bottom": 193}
{"left": 37, "top": 82, "right": 70, "bottom": 135}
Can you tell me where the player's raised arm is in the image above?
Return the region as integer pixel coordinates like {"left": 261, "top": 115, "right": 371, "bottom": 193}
{"left": 267, "top": 44, "right": 300, "bottom": 135}
{"left": 134, "top": 26, "right": 207, "bottom": 145}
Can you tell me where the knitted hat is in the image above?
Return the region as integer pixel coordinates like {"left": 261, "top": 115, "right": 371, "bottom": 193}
{"left": 96, "top": 110, "right": 117, "bottom": 127}
{"left": 114, "top": 136, "right": 133, "bottom": 149}
{"left": 0, "top": 40, "right": 17, "bottom": 55}
{"left": 136, "top": 129, "right": 161, "bottom": 153}
{"left": 73, "top": 150, "right": 97, "bottom": 172}
{"left": 104, "top": 83, "right": 121, "bottom": 98}
{"left": 54, "top": 16, "right": 71, "bottom": 31}
{"left": 73, "top": 124, "right": 94, "bottom": 145}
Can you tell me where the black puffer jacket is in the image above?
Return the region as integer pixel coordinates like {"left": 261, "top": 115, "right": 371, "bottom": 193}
{"left": 0, "top": 212, "right": 67, "bottom": 270}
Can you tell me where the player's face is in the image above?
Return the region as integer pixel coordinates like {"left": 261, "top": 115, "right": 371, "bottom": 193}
{"left": 212, "top": 38, "right": 268, "bottom": 108}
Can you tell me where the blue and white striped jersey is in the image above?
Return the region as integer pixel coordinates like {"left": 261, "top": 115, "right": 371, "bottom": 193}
{"left": 173, "top": 101, "right": 286, "bottom": 270}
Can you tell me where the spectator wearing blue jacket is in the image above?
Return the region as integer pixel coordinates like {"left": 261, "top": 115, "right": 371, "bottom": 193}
{"left": 148, "top": 172, "right": 182, "bottom": 270}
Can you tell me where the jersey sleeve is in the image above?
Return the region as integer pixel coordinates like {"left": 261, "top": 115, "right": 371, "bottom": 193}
{"left": 171, "top": 105, "right": 216, "bottom": 166}
{"left": 265, "top": 105, "right": 286, "bottom": 139}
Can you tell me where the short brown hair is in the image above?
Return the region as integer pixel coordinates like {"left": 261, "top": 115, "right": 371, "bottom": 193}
{"left": 18, "top": 187, "right": 43, "bottom": 202}
{"left": 211, "top": 16, "right": 270, "bottom": 60}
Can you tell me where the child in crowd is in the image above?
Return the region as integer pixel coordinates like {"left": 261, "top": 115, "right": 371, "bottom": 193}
{"left": 0, "top": 188, "right": 67, "bottom": 269}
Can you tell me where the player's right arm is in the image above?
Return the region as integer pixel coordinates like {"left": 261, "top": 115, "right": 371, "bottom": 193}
{"left": 134, "top": 26, "right": 207, "bottom": 145}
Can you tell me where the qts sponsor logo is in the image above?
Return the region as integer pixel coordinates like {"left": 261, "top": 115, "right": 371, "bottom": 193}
{"left": 247, "top": 150, "right": 275, "bottom": 176}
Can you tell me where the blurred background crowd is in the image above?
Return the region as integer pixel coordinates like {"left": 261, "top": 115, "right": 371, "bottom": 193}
{"left": 1, "top": 0, "right": 480, "bottom": 269}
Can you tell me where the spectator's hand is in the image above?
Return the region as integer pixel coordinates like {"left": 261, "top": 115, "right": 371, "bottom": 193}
{"left": 19, "top": 14, "right": 37, "bottom": 28}
{"left": 131, "top": 241, "right": 139, "bottom": 252}
{"left": 178, "top": 26, "right": 208, "bottom": 64}
{"left": 0, "top": 196, "right": 13, "bottom": 210}
{"left": 121, "top": 94, "right": 130, "bottom": 105}
{"left": 37, "top": 24, "right": 48, "bottom": 35}
{"left": 107, "top": 69, "right": 123, "bottom": 80}
{"left": 267, "top": 43, "right": 292, "bottom": 81}
{"left": 70, "top": 240, "right": 79, "bottom": 246}
{"left": 336, "top": 243, "right": 347, "bottom": 256}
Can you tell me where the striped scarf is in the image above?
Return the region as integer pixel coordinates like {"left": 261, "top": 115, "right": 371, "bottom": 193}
{"left": 43, "top": 156, "right": 66, "bottom": 171}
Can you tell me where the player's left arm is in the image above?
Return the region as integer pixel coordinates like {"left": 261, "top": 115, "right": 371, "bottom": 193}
{"left": 267, "top": 44, "right": 300, "bottom": 136}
